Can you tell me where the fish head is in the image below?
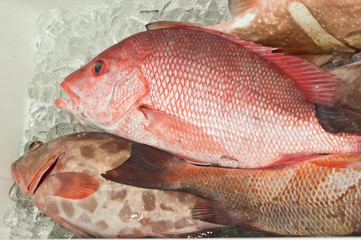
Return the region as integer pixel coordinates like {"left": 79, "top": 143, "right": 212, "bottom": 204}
{"left": 55, "top": 39, "right": 148, "bottom": 129}
{"left": 11, "top": 138, "right": 66, "bottom": 197}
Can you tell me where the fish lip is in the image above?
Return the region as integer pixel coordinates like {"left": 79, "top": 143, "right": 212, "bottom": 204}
{"left": 55, "top": 81, "right": 84, "bottom": 118}
{"left": 60, "top": 81, "right": 80, "bottom": 106}
{"left": 27, "top": 151, "right": 64, "bottom": 197}
{"left": 11, "top": 161, "right": 28, "bottom": 195}
{"left": 55, "top": 81, "right": 81, "bottom": 114}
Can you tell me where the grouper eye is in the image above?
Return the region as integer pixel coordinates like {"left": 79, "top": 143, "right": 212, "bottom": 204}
{"left": 29, "top": 141, "right": 43, "bottom": 151}
{"left": 93, "top": 60, "right": 104, "bottom": 75}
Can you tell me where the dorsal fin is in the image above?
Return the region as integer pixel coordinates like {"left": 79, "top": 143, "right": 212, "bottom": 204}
{"left": 146, "top": 21, "right": 203, "bottom": 31}
{"left": 160, "top": 26, "right": 344, "bottom": 107}
{"left": 228, "top": 0, "right": 260, "bottom": 17}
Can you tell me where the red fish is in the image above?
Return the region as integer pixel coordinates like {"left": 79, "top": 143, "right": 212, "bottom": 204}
{"left": 11, "top": 132, "right": 220, "bottom": 238}
{"left": 55, "top": 26, "right": 361, "bottom": 169}
{"left": 103, "top": 144, "right": 361, "bottom": 236}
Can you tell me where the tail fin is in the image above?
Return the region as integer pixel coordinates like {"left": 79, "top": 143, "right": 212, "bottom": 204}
{"left": 315, "top": 105, "right": 361, "bottom": 133}
{"left": 101, "top": 143, "right": 187, "bottom": 190}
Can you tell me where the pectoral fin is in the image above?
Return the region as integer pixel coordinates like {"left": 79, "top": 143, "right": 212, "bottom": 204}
{"left": 138, "top": 105, "right": 226, "bottom": 163}
{"left": 50, "top": 172, "right": 99, "bottom": 199}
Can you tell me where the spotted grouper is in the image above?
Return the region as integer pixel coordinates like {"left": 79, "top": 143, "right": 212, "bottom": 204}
{"left": 55, "top": 26, "right": 361, "bottom": 169}
{"left": 11, "top": 132, "right": 220, "bottom": 238}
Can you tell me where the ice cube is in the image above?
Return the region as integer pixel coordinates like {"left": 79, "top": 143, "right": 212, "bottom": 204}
{"left": 33, "top": 218, "right": 56, "bottom": 239}
{"left": 8, "top": 184, "right": 19, "bottom": 202}
{"left": 3, "top": 206, "right": 18, "bottom": 228}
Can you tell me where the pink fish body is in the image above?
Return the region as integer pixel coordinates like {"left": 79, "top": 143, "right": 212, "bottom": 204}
{"left": 11, "top": 132, "right": 219, "bottom": 238}
{"left": 56, "top": 27, "right": 361, "bottom": 168}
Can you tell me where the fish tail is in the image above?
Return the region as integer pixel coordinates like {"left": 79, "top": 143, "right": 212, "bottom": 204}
{"left": 101, "top": 143, "right": 188, "bottom": 190}
{"left": 315, "top": 105, "right": 361, "bottom": 133}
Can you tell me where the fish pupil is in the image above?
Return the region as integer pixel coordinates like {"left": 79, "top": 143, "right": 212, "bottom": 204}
{"left": 29, "top": 141, "right": 43, "bottom": 151}
{"left": 94, "top": 64, "right": 102, "bottom": 74}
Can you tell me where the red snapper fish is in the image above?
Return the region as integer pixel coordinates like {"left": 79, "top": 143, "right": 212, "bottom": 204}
{"left": 148, "top": 0, "right": 361, "bottom": 65}
{"left": 55, "top": 26, "right": 361, "bottom": 169}
{"left": 11, "top": 132, "right": 220, "bottom": 238}
{"left": 103, "top": 144, "right": 361, "bottom": 236}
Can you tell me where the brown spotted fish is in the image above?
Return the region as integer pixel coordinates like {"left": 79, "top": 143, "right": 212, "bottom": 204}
{"left": 11, "top": 132, "right": 220, "bottom": 238}
{"left": 103, "top": 144, "right": 361, "bottom": 236}
{"left": 147, "top": 0, "right": 361, "bottom": 65}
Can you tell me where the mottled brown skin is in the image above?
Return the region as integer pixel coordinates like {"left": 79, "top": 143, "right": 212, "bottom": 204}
{"left": 11, "top": 132, "right": 220, "bottom": 238}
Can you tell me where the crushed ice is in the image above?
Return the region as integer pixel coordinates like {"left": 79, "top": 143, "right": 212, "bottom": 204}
{"left": 3, "top": 0, "right": 237, "bottom": 238}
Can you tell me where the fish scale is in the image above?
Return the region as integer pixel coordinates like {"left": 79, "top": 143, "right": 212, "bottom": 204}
{"left": 56, "top": 27, "right": 361, "bottom": 168}
{"left": 103, "top": 147, "right": 361, "bottom": 236}
{"left": 103, "top": 150, "right": 361, "bottom": 236}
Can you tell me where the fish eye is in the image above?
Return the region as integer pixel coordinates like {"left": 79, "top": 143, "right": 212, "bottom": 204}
{"left": 92, "top": 60, "right": 104, "bottom": 76}
{"left": 29, "top": 141, "right": 43, "bottom": 151}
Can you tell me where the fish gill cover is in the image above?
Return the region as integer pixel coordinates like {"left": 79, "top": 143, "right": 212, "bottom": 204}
{"left": 2, "top": 0, "right": 265, "bottom": 238}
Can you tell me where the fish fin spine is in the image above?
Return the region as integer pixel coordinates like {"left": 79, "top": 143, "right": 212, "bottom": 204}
{"left": 192, "top": 199, "right": 242, "bottom": 226}
{"left": 146, "top": 21, "right": 203, "bottom": 31}
{"left": 228, "top": 0, "right": 260, "bottom": 17}
{"left": 101, "top": 142, "right": 188, "bottom": 190}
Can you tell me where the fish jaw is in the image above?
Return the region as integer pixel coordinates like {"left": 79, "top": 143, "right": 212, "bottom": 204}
{"left": 11, "top": 140, "right": 67, "bottom": 196}
{"left": 55, "top": 81, "right": 90, "bottom": 125}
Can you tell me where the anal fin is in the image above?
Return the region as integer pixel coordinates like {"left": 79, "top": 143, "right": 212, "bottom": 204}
{"left": 192, "top": 199, "right": 245, "bottom": 227}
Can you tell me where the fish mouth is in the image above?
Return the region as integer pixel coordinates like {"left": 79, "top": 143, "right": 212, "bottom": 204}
{"left": 55, "top": 82, "right": 80, "bottom": 114}
{"left": 27, "top": 152, "right": 64, "bottom": 196}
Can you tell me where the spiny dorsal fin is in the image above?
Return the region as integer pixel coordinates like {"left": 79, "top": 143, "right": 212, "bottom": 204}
{"left": 229, "top": 0, "right": 260, "bottom": 17}
{"left": 101, "top": 142, "right": 187, "bottom": 190}
{"left": 146, "top": 21, "right": 203, "bottom": 31}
